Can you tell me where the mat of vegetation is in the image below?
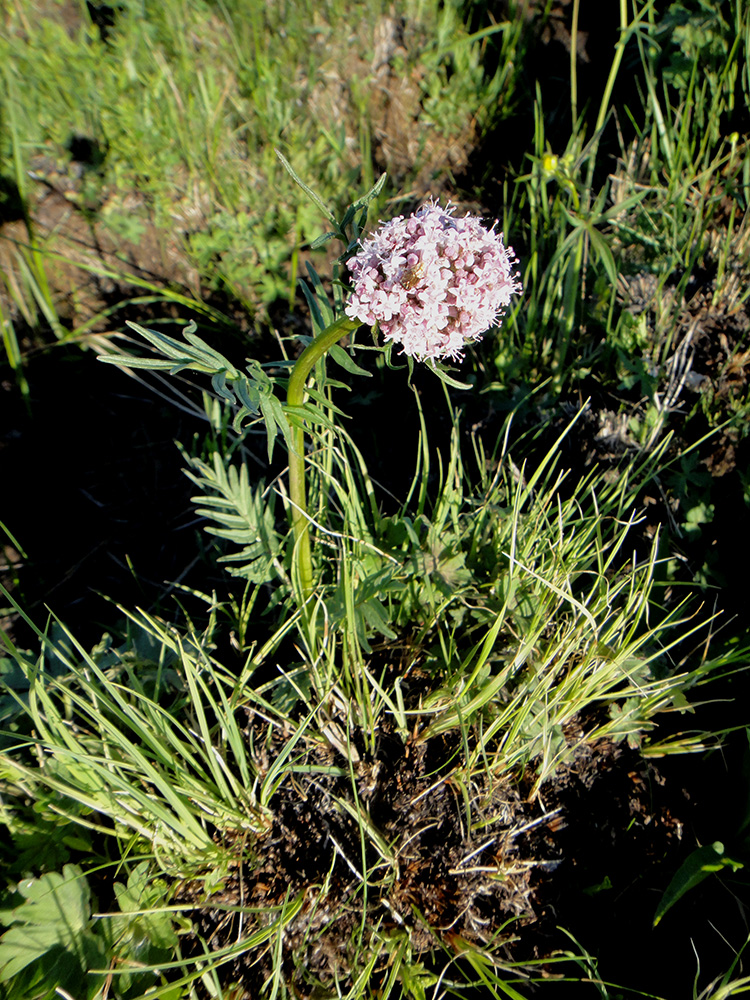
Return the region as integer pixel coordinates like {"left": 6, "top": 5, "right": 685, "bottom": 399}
{"left": 1, "top": 1, "right": 750, "bottom": 998}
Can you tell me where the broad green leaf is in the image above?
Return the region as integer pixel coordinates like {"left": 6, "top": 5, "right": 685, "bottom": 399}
{"left": 653, "top": 842, "right": 742, "bottom": 926}
{"left": 0, "top": 926, "right": 70, "bottom": 980}
{"left": 360, "top": 597, "right": 397, "bottom": 639}
{"left": 113, "top": 862, "right": 178, "bottom": 951}
{"left": 0, "top": 865, "right": 91, "bottom": 981}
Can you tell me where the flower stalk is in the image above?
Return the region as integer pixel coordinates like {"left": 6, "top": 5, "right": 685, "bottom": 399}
{"left": 286, "top": 315, "right": 360, "bottom": 599}
{"left": 286, "top": 201, "right": 519, "bottom": 604}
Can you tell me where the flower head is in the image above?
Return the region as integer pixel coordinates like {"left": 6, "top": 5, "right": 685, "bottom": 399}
{"left": 345, "top": 201, "right": 521, "bottom": 361}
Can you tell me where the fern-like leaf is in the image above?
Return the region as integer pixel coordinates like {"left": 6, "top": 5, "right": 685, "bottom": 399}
{"left": 185, "top": 455, "right": 282, "bottom": 583}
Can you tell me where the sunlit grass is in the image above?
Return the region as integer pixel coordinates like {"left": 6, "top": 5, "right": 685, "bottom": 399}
{"left": 0, "top": 387, "right": 737, "bottom": 995}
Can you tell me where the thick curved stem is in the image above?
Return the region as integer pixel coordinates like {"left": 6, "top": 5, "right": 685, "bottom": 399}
{"left": 286, "top": 316, "right": 360, "bottom": 599}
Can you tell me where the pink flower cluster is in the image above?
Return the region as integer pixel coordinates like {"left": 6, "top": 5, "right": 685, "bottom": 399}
{"left": 345, "top": 201, "right": 521, "bottom": 361}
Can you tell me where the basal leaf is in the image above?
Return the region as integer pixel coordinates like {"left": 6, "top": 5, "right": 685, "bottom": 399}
{"left": 113, "top": 863, "right": 178, "bottom": 951}
{"left": 0, "top": 866, "right": 91, "bottom": 981}
{"left": 653, "top": 842, "right": 740, "bottom": 926}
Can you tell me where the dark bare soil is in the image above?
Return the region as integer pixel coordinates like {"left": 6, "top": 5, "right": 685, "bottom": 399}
{"left": 175, "top": 712, "right": 715, "bottom": 999}
{"left": 0, "top": 351, "right": 208, "bottom": 644}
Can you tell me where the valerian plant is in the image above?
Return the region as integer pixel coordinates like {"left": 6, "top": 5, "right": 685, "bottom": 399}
{"left": 4, "top": 158, "right": 737, "bottom": 1000}
{"left": 99, "top": 156, "right": 521, "bottom": 615}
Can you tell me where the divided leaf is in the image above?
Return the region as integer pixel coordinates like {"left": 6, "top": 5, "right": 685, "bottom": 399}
{"left": 0, "top": 865, "right": 96, "bottom": 983}
{"left": 185, "top": 454, "right": 282, "bottom": 583}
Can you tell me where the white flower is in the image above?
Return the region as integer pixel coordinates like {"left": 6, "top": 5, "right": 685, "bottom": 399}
{"left": 345, "top": 201, "right": 521, "bottom": 360}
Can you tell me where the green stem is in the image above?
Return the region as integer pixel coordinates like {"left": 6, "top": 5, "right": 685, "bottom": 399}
{"left": 286, "top": 315, "right": 360, "bottom": 599}
{"left": 570, "top": 0, "right": 580, "bottom": 125}
{"left": 585, "top": 0, "right": 629, "bottom": 193}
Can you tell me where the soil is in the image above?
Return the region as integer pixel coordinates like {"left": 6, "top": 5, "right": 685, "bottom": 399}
{"left": 0, "top": 348, "right": 211, "bottom": 645}
{"left": 176, "top": 711, "right": 730, "bottom": 1000}
{"left": 181, "top": 717, "right": 533, "bottom": 994}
